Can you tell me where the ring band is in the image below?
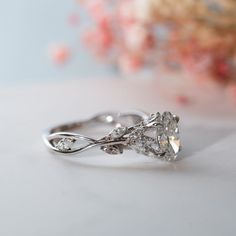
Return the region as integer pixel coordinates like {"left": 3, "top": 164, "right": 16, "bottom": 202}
{"left": 43, "top": 111, "right": 181, "bottom": 161}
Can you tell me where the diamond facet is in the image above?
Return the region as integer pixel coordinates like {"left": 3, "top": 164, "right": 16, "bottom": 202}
{"left": 110, "top": 126, "right": 127, "bottom": 138}
{"left": 159, "top": 133, "right": 168, "bottom": 151}
{"left": 56, "top": 138, "right": 75, "bottom": 152}
{"left": 129, "top": 112, "right": 181, "bottom": 161}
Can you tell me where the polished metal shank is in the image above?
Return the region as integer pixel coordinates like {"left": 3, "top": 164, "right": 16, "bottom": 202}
{"left": 43, "top": 111, "right": 181, "bottom": 161}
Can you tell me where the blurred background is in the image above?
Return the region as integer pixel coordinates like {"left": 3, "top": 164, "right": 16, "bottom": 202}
{"left": 1, "top": 0, "right": 236, "bottom": 110}
{"left": 0, "top": 1, "right": 113, "bottom": 85}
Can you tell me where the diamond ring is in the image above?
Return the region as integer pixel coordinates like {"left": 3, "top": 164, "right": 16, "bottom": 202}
{"left": 43, "top": 111, "right": 181, "bottom": 161}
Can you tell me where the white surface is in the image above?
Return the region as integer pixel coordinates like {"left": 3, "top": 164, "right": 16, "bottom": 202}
{"left": 1, "top": 79, "right": 236, "bottom": 236}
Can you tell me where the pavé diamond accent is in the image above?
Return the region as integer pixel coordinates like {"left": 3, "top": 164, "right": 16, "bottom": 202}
{"left": 56, "top": 138, "right": 76, "bottom": 152}
{"left": 101, "top": 145, "right": 123, "bottom": 155}
{"left": 110, "top": 126, "right": 127, "bottom": 138}
{"left": 129, "top": 112, "right": 181, "bottom": 160}
{"left": 45, "top": 111, "right": 180, "bottom": 160}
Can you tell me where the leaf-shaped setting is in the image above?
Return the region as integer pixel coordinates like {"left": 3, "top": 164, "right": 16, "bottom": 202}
{"left": 128, "top": 112, "right": 181, "bottom": 160}
{"left": 162, "top": 111, "right": 173, "bottom": 127}
{"left": 46, "top": 132, "right": 98, "bottom": 154}
{"left": 101, "top": 145, "right": 123, "bottom": 155}
{"left": 55, "top": 137, "right": 76, "bottom": 152}
{"left": 109, "top": 126, "right": 127, "bottom": 139}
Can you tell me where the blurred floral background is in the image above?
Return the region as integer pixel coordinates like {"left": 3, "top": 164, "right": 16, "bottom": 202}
{"left": 0, "top": 1, "right": 113, "bottom": 85}
{"left": 1, "top": 0, "right": 236, "bottom": 107}
{"left": 52, "top": 0, "right": 236, "bottom": 106}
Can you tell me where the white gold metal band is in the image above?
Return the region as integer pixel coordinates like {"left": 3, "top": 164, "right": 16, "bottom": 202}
{"left": 43, "top": 111, "right": 181, "bottom": 161}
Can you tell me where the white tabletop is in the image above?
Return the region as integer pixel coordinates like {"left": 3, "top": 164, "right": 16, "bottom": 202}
{"left": 1, "top": 79, "right": 236, "bottom": 236}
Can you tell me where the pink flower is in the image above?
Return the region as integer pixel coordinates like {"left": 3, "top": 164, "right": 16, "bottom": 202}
{"left": 83, "top": 1, "right": 114, "bottom": 57}
{"left": 49, "top": 44, "right": 70, "bottom": 64}
{"left": 211, "top": 57, "right": 231, "bottom": 84}
{"left": 123, "top": 24, "right": 155, "bottom": 52}
{"left": 83, "top": 27, "right": 113, "bottom": 57}
{"left": 175, "top": 95, "right": 190, "bottom": 106}
{"left": 117, "top": 1, "right": 137, "bottom": 27}
{"left": 96, "top": 28, "right": 113, "bottom": 51}
{"left": 87, "top": 0, "right": 108, "bottom": 22}
{"left": 119, "top": 53, "right": 143, "bottom": 73}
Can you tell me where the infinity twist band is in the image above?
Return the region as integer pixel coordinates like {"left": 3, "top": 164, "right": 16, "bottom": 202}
{"left": 43, "top": 111, "right": 181, "bottom": 161}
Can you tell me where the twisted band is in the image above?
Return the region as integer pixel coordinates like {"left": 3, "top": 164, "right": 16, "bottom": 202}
{"left": 43, "top": 111, "right": 181, "bottom": 161}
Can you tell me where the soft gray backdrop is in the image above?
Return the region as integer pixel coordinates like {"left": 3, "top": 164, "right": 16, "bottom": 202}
{"left": 0, "top": 1, "right": 113, "bottom": 85}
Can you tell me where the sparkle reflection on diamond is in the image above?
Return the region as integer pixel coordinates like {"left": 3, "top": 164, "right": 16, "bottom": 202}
{"left": 56, "top": 138, "right": 75, "bottom": 152}
{"left": 129, "top": 112, "right": 181, "bottom": 161}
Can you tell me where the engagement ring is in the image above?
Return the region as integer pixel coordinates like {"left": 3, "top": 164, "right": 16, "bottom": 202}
{"left": 43, "top": 111, "right": 181, "bottom": 161}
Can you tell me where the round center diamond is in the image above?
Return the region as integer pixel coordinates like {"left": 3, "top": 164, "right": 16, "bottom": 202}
{"left": 129, "top": 112, "right": 181, "bottom": 161}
